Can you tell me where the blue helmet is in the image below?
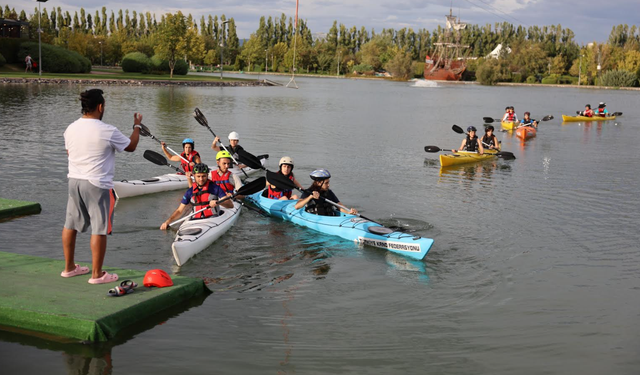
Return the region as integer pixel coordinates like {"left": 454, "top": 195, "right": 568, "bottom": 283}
{"left": 310, "top": 169, "right": 331, "bottom": 181}
{"left": 467, "top": 126, "right": 477, "bottom": 132}
{"left": 182, "top": 138, "right": 195, "bottom": 147}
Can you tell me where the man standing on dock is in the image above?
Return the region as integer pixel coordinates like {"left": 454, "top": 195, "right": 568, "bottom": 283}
{"left": 62, "top": 89, "right": 142, "bottom": 284}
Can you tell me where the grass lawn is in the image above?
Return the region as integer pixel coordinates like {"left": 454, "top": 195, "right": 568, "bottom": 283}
{"left": 0, "top": 64, "right": 254, "bottom": 82}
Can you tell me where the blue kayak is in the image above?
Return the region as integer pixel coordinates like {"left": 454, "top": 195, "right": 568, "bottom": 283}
{"left": 246, "top": 191, "right": 434, "bottom": 260}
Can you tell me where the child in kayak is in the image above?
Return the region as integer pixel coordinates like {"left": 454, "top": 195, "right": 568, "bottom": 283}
{"left": 595, "top": 102, "right": 609, "bottom": 117}
{"left": 502, "top": 106, "right": 518, "bottom": 122}
{"left": 294, "top": 169, "right": 357, "bottom": 216}
{"left": 482, "top": 125, "right": 501, "bottom": 150}
{"left": 578, "top": 104, "right": 593, "bottom": 117}
{"left": 453, "top": 126, "right": 484, "bottom": 154}
{"left": 160, "top": 163, "right": 233, "bottom": 230}
{"left": 210, "top": 150, "right": 242, "bottom": 195}
{"left": 161, "top": 138, "right": 201, "bottom": 183}
{"left": 266, "top": 156, "right": 303, "bottom": 200}
{"left": 519, "top": 112, "right": 538, "bottom": 128}
{"left": 212, "top": 131, "right": 247, "bottom": 169}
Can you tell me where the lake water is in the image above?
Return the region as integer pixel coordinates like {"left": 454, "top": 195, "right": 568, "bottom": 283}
{"left": 1, "top": 77, "right": 639, "bottom": 374}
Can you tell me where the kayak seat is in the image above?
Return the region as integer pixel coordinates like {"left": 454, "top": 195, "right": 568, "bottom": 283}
{"left": 141, "top": 178, "right": 160, "bottom": 183}
{"left": 177, "top": 227, "right": 202, "bottom": 236}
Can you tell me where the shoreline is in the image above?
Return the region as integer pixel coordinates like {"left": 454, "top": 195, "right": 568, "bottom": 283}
{"left": 0, "top": 77, "right": 276, "bottom": 87}
{"left": 2, "top": 75, "right": 638, "bottom": 90}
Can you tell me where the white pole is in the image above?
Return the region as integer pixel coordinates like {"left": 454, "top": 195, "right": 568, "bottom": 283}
{"left": 38, "top": 1, "right": 42, "bottom": 76}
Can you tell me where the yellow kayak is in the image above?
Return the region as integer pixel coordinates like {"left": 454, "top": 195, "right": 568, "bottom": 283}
{"left": 501, "top": 121, "right": 517, "bottom": 130}
{"left": 562, "top": 114, "right": 616, "bottom": 122}
{"left": 440, "top": 149, "right": 498, "bottom": 167}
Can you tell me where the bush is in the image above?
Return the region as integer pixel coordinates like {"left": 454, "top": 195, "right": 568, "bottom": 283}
{"left": 598, "top": 69, "right": 638, "bottom": 87}
{"left": 18, "top": 42, "right": 91, "bottom": 73}
{"left": 511, "top": 73, "right": 523, "bottom": 83}
{"left": 541, "top": 75, "right": 558, "bottom": 84}
{"left": 476, "top": 59, "right": 499, "bottom": 85}
{"left": 122, "top": 52, "right": 151, "bottom": 73}
{"left": 0, "top": 52, "right": 6, "bottom": 67}
{"left": 412, "top": 61, "right": 425, "bottom": 78}
{"left": 0, "top": 38, "right": 22, "bottom": 63}
{"left": 352, "top": 63, "right": 374, "bottom": 74}
{"left": 526, "top": 75, "right": 537, "bottom": 83}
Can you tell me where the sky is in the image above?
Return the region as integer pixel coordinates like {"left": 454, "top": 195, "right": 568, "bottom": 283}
{"left": 4, "top": 0, "right": 639, "bottom": 45}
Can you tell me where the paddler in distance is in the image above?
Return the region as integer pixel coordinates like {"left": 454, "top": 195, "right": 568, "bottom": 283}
{"left": 578, "top": 104, "right": 593, "bottom": 117}
{"left": 595, "top": 102, "right": 609, "bottom": 117}
{"left": 266, "top": 156, "right": 303, "bottom": 200}
{"left": 160, "top": 163, "right": 233, "bottom": 230}
{"left": 161, "top": 138, "right": 201, "bottom": 183}
{"left": 212, "top": 131, "right": 247, "bottom": 169}
{"left": 294, "top": 169, "right": 358, "bottom": 216}
{"left": 519, "top": 112, "right": 538, "bottom": 128}
{"left": 453, "top": 126, "right": 484, "bottom": 155}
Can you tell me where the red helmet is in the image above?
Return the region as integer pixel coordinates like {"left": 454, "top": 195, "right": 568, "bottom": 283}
{"left": 143, "top": 269, "right": 173, "bottom": 288}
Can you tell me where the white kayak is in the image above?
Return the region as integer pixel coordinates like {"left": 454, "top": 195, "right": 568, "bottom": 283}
{"left": 171, "top": 201, "right": 242, "bottom": 266}
{"left": 113, "top": 173, "right": 189, "bottom": 199}
{"left": 113, "top": 155, "right": 268, "bottom": 199}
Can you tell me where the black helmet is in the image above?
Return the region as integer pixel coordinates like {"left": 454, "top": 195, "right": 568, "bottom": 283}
{"left": 193, "top": 163, "right": 209, "bottom": 174}
{"left": 467, "top": 126, "right": 477, "bottom": 132}
{"left": 486, "top": 125, "right": 495, "bottom": 132}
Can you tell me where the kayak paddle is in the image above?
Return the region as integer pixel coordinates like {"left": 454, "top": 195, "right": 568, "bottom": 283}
{"left": 483, "top": 115, "right": 553, "bottom": 123}
{"left": 424, "top": 145, "right": 516, "bottom": 160}
{"left": 193, "top": 107, "right": 249, "bottom": 178}
{"left": 138, "top": 125, "right": 191, "bottom": 165}
{"left": 143, "top": 150, "right": 195, "bottom": 181}
{"left": 169, "top": 177, "right": 266, "bottom": 227}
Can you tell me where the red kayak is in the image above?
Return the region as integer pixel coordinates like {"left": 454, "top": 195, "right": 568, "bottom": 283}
{"left": 515, "top": 126, "right": 536, "bottom": 140}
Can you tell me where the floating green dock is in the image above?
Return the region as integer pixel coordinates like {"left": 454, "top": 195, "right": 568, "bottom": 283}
{"left": 0, "top": 251, "right": 210, "bottom": 342}
{"left": 0, "top": 198, "right": 42, "bottom": 220}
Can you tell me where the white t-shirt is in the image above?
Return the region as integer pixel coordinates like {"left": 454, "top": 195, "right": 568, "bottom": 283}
{"left": 64, "top": 118, "right": 131, "bottom": 189}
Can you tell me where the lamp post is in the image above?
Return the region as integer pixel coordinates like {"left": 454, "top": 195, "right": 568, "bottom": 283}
{"left": 99, "top": 41, "right": 103, "bottom": 66}
{"left": 578, "top": 54, "right": 583, "bottom": 86}
{"left": 219, "top": 20, "right": 230, "bottom": 79}
{"left": 37, "top": 0, "right": 48, "bottom": 76}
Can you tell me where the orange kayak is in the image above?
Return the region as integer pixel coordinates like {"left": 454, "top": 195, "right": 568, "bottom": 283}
{"left": 515, "top": 126, "right": 536, "bottom": 140}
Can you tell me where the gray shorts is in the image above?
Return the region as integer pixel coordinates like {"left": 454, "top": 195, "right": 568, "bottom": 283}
{"left": 64, "top": 179, "right": 116, "bottom": 235}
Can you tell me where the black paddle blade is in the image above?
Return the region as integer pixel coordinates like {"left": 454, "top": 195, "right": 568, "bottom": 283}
{"left": 236, "top": 149, "right": 264, "bottom": 170}
{"left": 138, "top": 124, "right": 152, "bottom": 137}
{"left": 143, "top": 150, "right": 169, "bottom": 166}
{"left": 424, "top": 146, "right": 443, "bottom": 153}
{"left": 496, "top": 151, "right": 516, "bottom": 160}
{"left": 237, "top": 177, "right": 266, "bottom": 196}
{"left": 452, "top": 124, "right": 464, "bottom": 134}
{"left": 193, "top": 107, "right": 209, "bottom": 127}
{"left": 483, "top": 117, "right": 495, "bottom": 123}
{"left": 613, "top": 112, "right": 623, "bottom": 116}
{"left": 267, "top": 170, "right": 297, "bottom": 191}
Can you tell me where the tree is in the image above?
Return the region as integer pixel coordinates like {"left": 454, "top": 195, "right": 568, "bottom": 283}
{"left": 384, "top": 47, "right": 413, "bottom": 80}
{"left": 155, "top": 11, "right": 187, "bottom": 78}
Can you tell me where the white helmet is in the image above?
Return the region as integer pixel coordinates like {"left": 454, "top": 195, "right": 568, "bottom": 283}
{"left": 279, "top": 156, "right": 294, "bottom": 167}
{"left": 228, "top": 131, "right": 239, "bottom": 140}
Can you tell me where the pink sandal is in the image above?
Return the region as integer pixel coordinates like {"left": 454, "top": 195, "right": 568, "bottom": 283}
{"left": 88, "top": 271, "right": 119, "bottom": 284}
{"left": 61, "top": 264, "right": 90, "bottom": 278}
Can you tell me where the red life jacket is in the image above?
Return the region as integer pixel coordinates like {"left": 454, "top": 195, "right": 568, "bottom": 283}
{"left": 180, "top": 150, "right": 199, "bottom": 173}
{"left": 597, "top": 107, "right": 605, "bottom": 116}
{"left": 267, "top": 173, "right": 294, "bottom": 199}
{"left": 210, "top": 170, "right": 234, "bottom": 193}
{"left": 506, "top": 112, "right": 515, "bottom": 121}
{"left": 584, "top": 109, "right": 593, "bottom": 117}
{"left": 191, "top": 181, "right": 217, "bottom": 219}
